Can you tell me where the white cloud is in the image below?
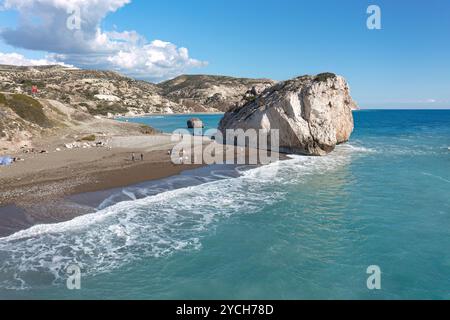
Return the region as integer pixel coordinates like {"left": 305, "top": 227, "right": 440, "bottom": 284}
{"left": 0, "top": 0, "right": 207, "bottom": 81}
{"left": 0, "top": 52, "right": 73, "bottom": 67}
{"left": 107, "top": 40, "right": 207, "bottom": 79}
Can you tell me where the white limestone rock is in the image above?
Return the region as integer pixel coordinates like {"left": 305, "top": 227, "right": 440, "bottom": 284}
{"left": 218, "top": 73, "right": 356, "bottom": 156}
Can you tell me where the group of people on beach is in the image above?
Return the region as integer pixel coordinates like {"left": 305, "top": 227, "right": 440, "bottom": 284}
{"left": 167, "top": 148, "right": 188, "bottom": 164}
{"left": 131, "top": 153, "right": 144, "bottom": 162}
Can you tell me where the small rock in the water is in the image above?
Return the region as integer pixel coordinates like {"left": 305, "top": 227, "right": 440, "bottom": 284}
{"left": 187, "top": 118, "right": 204, "bottom": 129}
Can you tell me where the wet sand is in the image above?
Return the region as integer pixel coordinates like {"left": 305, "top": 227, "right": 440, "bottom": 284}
{"left": 0, "top": 158, "right": 203, "bottom": 237}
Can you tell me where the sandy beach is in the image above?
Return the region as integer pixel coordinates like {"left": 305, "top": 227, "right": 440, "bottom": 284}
{"left": 0, "top": 127, "right": 282, "bottom": 237}
{"left": 0, "top": 133, "right": 209, "bottom": 237}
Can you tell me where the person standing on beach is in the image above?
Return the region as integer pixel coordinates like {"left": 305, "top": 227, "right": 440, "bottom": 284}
{"left": 140, "top": 153, "right": 144, "bottom": 161}
{"left": 132, "top": 153, "right": 135, "bottom": 161}
{"left": 180, "top": 148, "right": 185, "bottom": 164}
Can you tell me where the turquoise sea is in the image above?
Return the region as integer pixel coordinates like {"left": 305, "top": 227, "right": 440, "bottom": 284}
{"left": 119, "top": 113, "right": 222, "bottom": 134}
{"left": 0, "top": 110, "right": 449, "bottom": 299}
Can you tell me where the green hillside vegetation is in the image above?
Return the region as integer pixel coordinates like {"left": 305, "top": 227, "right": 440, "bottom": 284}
{"left": 158, "top": 75, "right": 274, "bottom": 95}
{"left": 5, "top": 94, "right": 53, "bottom": 128}
{"left": 0, "top": 93, "right": 6, "bottom": 105}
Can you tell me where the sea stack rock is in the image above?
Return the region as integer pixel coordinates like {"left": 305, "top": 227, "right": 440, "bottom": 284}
{"left": 187, "top": 118, "right": 204, "bottom": 129}
{"left": 218, "top": 73, "right": 356, "bottom": 156}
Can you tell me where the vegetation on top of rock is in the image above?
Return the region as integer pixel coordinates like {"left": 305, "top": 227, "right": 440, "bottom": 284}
{"left": 6, "top": 94, "right": 53, "bottom": 128}
{"left": 314, "top": 73, "right": 337, "bottom": 82}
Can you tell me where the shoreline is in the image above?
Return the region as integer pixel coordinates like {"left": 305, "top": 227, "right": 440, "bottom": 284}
{"left": 0, "top": 130, "right": 285, "bottom": 237}
{"left": 0, "top": 148, "right": 205, "bottom": 238}
{"left": 0, "top": 159, "right": 205, "bottom": 238}
{"left": 0, "top": 132, "right": 210, "bottom": 237}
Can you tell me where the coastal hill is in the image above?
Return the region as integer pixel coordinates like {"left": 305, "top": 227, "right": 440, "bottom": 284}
{"left": 159, "top": 75, "right": 276, "bottom": 112}
{"left": 0, "top": 65, "right": 275, "bottom": 115}
{"left": 0, "top": 91, "right": 157, "bottom": 153}
{"left": 0, "top": 65, "right": 357, "bottom": 155}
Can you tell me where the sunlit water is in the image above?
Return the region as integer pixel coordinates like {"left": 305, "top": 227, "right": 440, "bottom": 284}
{"left": 0, "top": 110, "right": 449, "bottom": 299}
{"left": 117, "top": 113, "right": 222, "bottom": 135}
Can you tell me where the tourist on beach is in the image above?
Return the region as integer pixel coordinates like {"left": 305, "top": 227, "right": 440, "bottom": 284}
{"left": 132, "top": 153, "right": 135, "bottom": 161}
{"left": 180, "top": 148, "right": 186, "bottom": 164}
{"left": 140, "top": 153, "right": 144, "bottom": 161}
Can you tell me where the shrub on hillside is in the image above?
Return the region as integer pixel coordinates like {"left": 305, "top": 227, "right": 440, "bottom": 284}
{"left": 0, "top": 93, "right": 6, "bottom": 105}
{"left": 7, "top": 94, "right": 53, "bottom": 128}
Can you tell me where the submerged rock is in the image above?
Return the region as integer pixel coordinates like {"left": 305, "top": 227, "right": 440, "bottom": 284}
{"left": 187, "top": 118, "right": 204, "bottom": 129}
{"left": 218, "top": 73, "right": 356, "bottom": 156}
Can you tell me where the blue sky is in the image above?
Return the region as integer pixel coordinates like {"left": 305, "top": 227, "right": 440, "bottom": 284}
{"left": 0, "top": 0, "right": 449, "bottom": 108}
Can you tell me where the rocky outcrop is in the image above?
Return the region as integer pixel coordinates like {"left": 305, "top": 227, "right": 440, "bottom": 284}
{"left": 187, "top": 118, "right": 204, "bottom": 129}
{"left": 218, "top": 73, "right": 356, "bottom": 156}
